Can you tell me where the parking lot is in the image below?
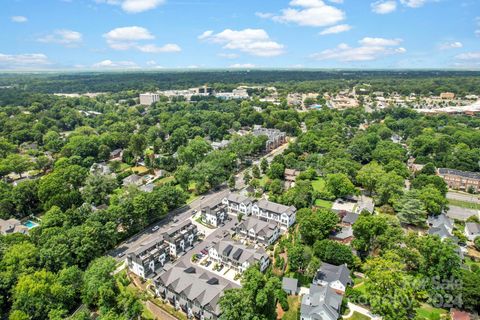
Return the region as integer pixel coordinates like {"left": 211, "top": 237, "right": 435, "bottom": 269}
{"left": 193, "top": 254, "right": 241, "bottom": 284}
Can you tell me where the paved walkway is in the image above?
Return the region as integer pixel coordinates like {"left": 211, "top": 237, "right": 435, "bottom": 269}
{"left": 343, "top": 302, "right": 382, "bottom": 320}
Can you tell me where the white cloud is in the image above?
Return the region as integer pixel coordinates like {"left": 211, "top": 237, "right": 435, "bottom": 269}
{"left": 199, "top": 29, "right": 285, "bottom": 57}
{"left": 319, "top": 24, "right": 351, "bottom": 35}
{"left": 219, "top": 53, "right": 240, "bottom": 59}
{"left": 92, "top": 59, "right": 138, "bottom": 68}
{"left": 95, "top": 0, "right": 165, "bottom": 13}
{"left": 37, "top": 30, "right": 83, "bottom": 46}
{"left": 371, "top": 0, "right": 397, "bottom": 14}
{"left": 255, "top": 12, "right": 274, "bottom": 19}
{"left": 439, "top": 41, "right": 463, "bottom": 50}
{"left": 455, "top": 52, "right": 480, "bottom": 61}
{"left": 0, "top": 53, "right": 51, "bottom": 69}
{"left": 137, "top": 43, "right": 181, "bottom": 53}
{"left": 103, "top": 26, "right": 181, "bottom": 53}
{"left": 229, "top": 63, "right": 256, "bottom": 68}
{"left": 11, "top": 16, "right": 28, "bottom": 23}
{"left": 400, "top": 0, "right": 427, "bottom": 8}
{"left": 259, "top": 0, "right": 345, "bottom": 27}
{"left": 311, "top": 37, "right": 406, "bottom": 61}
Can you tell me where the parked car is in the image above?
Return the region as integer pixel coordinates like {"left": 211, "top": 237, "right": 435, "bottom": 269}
{"left": 117, "top": 252, "right": 125, "bottom": 258}
{"left": 151, "top": 225, "right": 160, "bottom": 232}
{"left": 218, "top": 264, "right": 224, "bottom": 271}
{"left": 205, "top": 261, "right": 212, "bottom": 267}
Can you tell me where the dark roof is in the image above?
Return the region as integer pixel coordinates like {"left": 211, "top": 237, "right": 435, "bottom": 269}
{"left": 438, "top": 168, "right": 480, "bottom": 180}
{"left": 315, "top": 263, "right": 352, "bottom": 287}
{"left": 342, "top": 212, "right": 359, "bottom": 225}
{"left": 282, "top": 277, "right": 298, "bottom": 292}
{"left": 223, "top": 244, "right": 233, "bottom": 256}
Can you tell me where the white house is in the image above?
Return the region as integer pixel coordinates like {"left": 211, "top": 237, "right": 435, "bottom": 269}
{"left": 252, "top": 199, "right": 296, "bottom": 229}
{"left": 222, "top": 193, "right": 252, "bottom": 216}
{"left": 236, "top": 216, "right": 280, "bottom": 246}
{"left": 162, "top": 221, "right": 198, "bottom": 257}
{"left": 464, "top": 222, "right": 480, "bottom": 241}
{"left": 313, "top": 263, "right": 352, "bottom": 294}
{"left": 201, "top": 204, "right": 227, "bottom": 227}
{"left": 208, "top": 239, "right": 270, "bottom": 273}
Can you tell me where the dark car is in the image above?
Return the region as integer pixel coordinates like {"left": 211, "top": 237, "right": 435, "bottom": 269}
{"left": 218, "top": 264, "right": 224, "bottom": 271}
{"left": 205, "top": 261, "right": 212, "bottom": 267}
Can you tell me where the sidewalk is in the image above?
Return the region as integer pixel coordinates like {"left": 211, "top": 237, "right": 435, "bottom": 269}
{"left": 343, "top": 302, "right": 382, "bottom": 320}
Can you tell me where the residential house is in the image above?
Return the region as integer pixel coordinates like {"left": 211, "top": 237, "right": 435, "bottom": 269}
{"left": 127, "top": 238, "right": 169, "bottom": 279}
{"left": 109, "top": 148, "right": 123, "bottom": 160}
{"left": 428, "top": 214, "right": 457, "bottom": 241}
{"left": 0, "top": 218, "right": 29, "bottom": 235}
{"left": 252, "top": 125, "right": 287, "bottom": 152}
{"left": 313, "top": 263, "right": 352, "bottom": 294}
{"left": 208, "top": 238, "right": 270, "bottom": 273}
{"left": 122, "top": 174, "right": 143, "bottom": 187}
{"left": 163, "top": 221, "right": 198, "bottom": 258}
{"left": 252, "top": 199, "right": 296, "bottom": 229}
{"left": 222, "top": 193, "right": 252, "bottom": 216}
{"left": 90, "top": 162, "right": 112, "bottom": 176}
{"left": 330, "top": 226, "right": 354, "bottom": 244}
{"left": 282, "top": 277, "right": 299, "bottom": 295}
{"left": 300, "top": 285, "right": 342, "bottom": 320}
{"left": 284, "top": 168, "right": 300, "bottom": 189}
{"left": 236, "top": 216, "right": 280, "bottom": 246}
{"left": 139, "top": 183, "right": 155, "bottom": 193}
{"left": 464, "top": 222, "right": 480, "bottom": 241}
{"left": 211, "top": 140, "right": 230, "bottom": 150}
{"left": 438, "top": 168, "right": 480, "bottom": 193}
{"left": 154, "top": 262, "right": 238, "bottom": 320}
{"left": 201, "top": 204, "right": 227, "bottom": 227}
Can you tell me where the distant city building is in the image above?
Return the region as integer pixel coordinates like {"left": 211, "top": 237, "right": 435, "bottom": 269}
{"left": 440, "top": 92, "right": 455, "bottom": 100}
{"left": 438, "top": 168, "right": 480, "bottom": 193}
{"left": 208, "top": 238, "right": 270, "bottom": 273}
{"left": 252, "top": 125, "right": 286, "bottom": 152}
{"left": 140, "top": 93, "right": 160, "bottom": 106}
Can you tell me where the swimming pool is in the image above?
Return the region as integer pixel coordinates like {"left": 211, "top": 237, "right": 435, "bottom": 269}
{"left": 23, "top": 220, "right": 39, "bottom": 229}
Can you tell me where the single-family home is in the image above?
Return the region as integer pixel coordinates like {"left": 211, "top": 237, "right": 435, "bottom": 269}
{"left": 0, "top": 218, "right": 29, "bottom": 235}
{"left": 122, "top": 174, "right": 143, "bottom": 187}
{"left": 300, "top": 285, "right": 342, "bottom": 320}
{"left": 313, "top": 263, "right": 352, "bottom": 294}
{"left": 464, "top": 222, "right": 480, "bottom": 241}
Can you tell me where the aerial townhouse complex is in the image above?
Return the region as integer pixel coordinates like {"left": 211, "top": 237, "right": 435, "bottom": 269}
{"left": 222, "top": 193, "right": 297, "bottom": 229}
{"left": 200, "top": 203, "right": 227, "bottom": 227}
{"left": 163, "top": 220, "right": 198, "bottom": 258}
{"left": 208, "top": 238, "right": 270, "bottom": 273}
{"left": 154, "top": 262, "right": 239, "bottom": 320}
{"left": 127, "top": 238, "right": 170, "bottom": 279}
{"left": 236, "top": 216, "right": 280, "bottom": 246}
{"left": 252, "top": 125, "right": 287, "bottom": 152}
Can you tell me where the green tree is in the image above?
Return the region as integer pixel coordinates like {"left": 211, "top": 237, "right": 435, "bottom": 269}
{"left": 82, "top": 257, "right": 117, "bottom": 309}
{"left": 81, "top": 174, "right": 117, "bottom": 206}
{"left": 417, "top": 185, "right": 447, "bottom": 216}
{"left": 325, "top": 173, "right": 356, "bottom": 198}
{"left": 260, "top": 158, "right": 269, "bottom": 174}
{"left": 394, "top": 191, "right": 428, "bottom": 226}
{"left": 313, "top": 239, "right": 354, "bottom": 267}
{"left": 375, "top": 171, "right": 404, "bottom": 205}
{"left": 267, "top": 162, "right": 284, "bottom": 180}
{"left": 252, "top": 165, "right": 261, "bottom": 179}
{"left": 356, "top": 162, "right": 385, "bottom": 195}
{"left": 299, "top": 209, "right": 339, "bottom": 245}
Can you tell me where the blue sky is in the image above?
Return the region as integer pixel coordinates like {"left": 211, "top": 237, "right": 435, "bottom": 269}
{"left": 1, "top": 0, "right": 479, "bottom": 70}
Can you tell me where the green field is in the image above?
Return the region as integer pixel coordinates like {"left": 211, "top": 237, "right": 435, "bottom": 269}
{"left": 448, "top": 199, "right": 480, "bottom": 210}
{"left": 314, "top": 199, "right": 333, "bottom": 209}
{"left": 415, "top": 304, "right": 447, "bottom": 320}
{"left": 346, "top": 312, "right": 370, "bottom": 320}
{"left": 311, "top": 178, "right": 326, "bottom": 192}
{"left": 282, "top": 296, "right": 300, "bottom": 320}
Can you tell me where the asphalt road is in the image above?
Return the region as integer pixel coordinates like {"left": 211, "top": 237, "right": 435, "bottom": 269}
{"left": 447, "top": 191, "right": 480, "bottom": 204}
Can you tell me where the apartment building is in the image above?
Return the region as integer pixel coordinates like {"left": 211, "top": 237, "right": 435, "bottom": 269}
{"left": 236, "top": 216, "right": 280, "bottom": 246}
{"left": 163, "top": 221, "right": 198, "bottom": 257}
{"left": 139, "top": 93, "right": 160, "bottom": 106}
{"left": 208, "top": 239, "right": 270, "bottom": 273}
{"left": 201, "top": 204, "right": 227, "bottom": 227}
{"left": 252, "top": 199, "right": 296, "bottom": 229}
{"left": 438, "top": 168, "right": 480, "bottom": 193}
{"left": 252, "top": 125, "right": 287, "bottom": 152}
{"left": 222, "top": 193, "right": 252, "bottom": 216}
{"left": 127, "top": 238, "right": 169, "bottom": 278}
{"left": 154, "top": 262, "right": 238, "bottom": 320}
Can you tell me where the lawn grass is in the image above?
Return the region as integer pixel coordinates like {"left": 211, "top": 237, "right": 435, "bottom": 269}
{"left": 415, "top": 304, "right": 447, "bottom": 320}
{"left": 155, "top": 175, "right": 175, "bottom": 186}
{"left": 311, "top": 178, "right": 326, "bottom": 192}
{"left": 131, "top": 166, "right": 150, "bottom": 175}
{"left": 259, "top": 175, "right": 271, "bottom": 188}
{"left": 282, "top": 296, "right": 300, "bottom": 320}
{"left": 346, "top": 311, "right": 370, "bottom": 320}
{"left": 315, "top": 199, "right": 333, "bottom": 209}
{"left": 448, "top": 199, "right": 480, "bottom": 210}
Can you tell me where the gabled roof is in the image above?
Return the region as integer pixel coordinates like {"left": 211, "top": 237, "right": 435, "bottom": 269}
{"left": 465, "top": 222, "right": 480, "bottom": 235}
{"left": 255, "top": 199, "right": 296, "bottom": 216}
{"left": 226, "top": 193, "right": 252, "bottom": 205}
{"left": 300, "top": 285, "right": 342, "bottom": 320}
{"left": 438, "top": 168, "right": 480, "bottom": 180}
{"left": 342, "top": 213, "right": 359, "bottom": 225}
{"left": 212, "top": 239, "right": 267, "bottom": 265}
{"left": 237, "top": 217, "right": 278, "bottom": 239}
{"left": 314, "top": 263, "right": 352, "bottom": 287}
{"left": 427, "top": 213, "right": 453, "bottom": 231}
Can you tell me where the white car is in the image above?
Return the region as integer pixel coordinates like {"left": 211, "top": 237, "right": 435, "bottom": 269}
{"left": 151, "top": 225, "right": 160, "bottom": 232}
